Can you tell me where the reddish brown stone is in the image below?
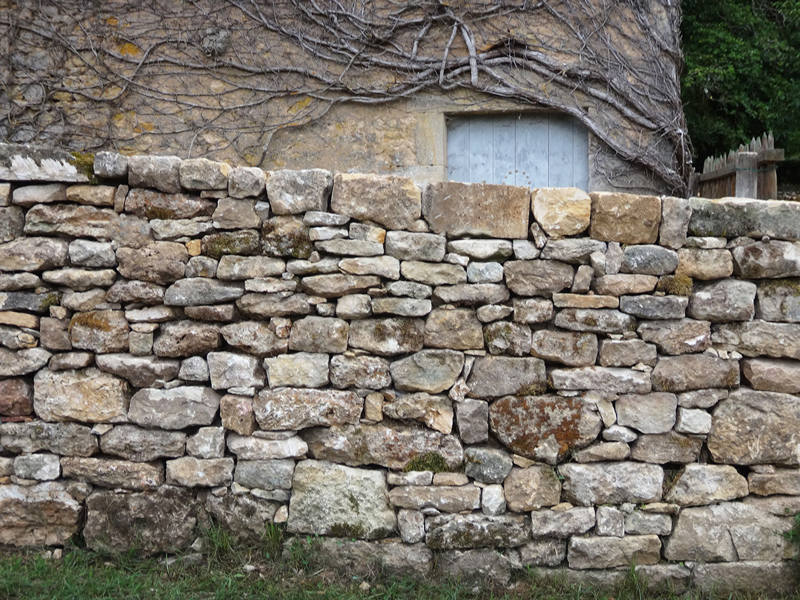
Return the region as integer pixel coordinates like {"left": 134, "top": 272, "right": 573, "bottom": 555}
{"left": 0, "top": 379, "right": 33, "bottom": 416}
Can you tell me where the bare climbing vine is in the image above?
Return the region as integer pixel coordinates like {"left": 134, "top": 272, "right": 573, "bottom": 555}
{"left": 0, "top": 0, "right": 691, "bottom": 194}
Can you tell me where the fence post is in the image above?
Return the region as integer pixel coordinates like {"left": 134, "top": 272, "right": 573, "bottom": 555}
{"left": 735, "top": 152, "right": 758, "bottom": 198}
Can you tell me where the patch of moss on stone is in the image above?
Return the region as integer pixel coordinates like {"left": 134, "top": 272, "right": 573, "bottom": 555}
{"left": 202, "top": 231, "right": 259, "bottom": 259}
{"left": 724, "top": 367, "right": 739, "bottom": 390}
{"left": 69, "top": 151, "right": 97, "bottom": 183}
{"left": 662, "top": 468, "right": 681, "bottom": 496}
{"left": 329, "top": 523, "right": 366, "bottom": 539}
{"left": 404, "top": 452, "right": 449, "bottom": 473}
{"left": 759, "top": 278, "right": 800, "bottom": 296}
{"left": 144, "top": 207, "right": 180, "bottom": 220}
{"left": 656, "top": 274, "right": 693, "bottom": 296}
{"left": 37, "top": 293, "right": 60, "bottom": 311}
{"left": 69, "top": 311, "right": 115, "bottom": 333}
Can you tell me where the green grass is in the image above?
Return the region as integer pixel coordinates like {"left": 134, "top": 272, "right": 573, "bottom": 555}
{"left": 1, "top": 530, "right": 798, "bottom": 600}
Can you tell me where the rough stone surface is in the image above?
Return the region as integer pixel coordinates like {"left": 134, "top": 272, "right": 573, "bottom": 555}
{"left": 659, "top": 196, "right": 692, "bottom": 249}
{"left": 100, "top": 425, "right": 185, "bottom": 462}
{"left": 456, "top": 399, "right": 489, "bottom": 444}
{"left": 302, "top": 422, "right": 463, "bottom": 470}
{"left": 348, "top": 318, "right": 425, "bottom": 356}
{"left": 423, "top": 182, "right": 529, "bottom": 239}
{"left": 0, "top": 482, "right": 82, "bottom": 546}
{"left": 0, "top": 379, "right": 33, "bottom": 416}
{"left": 553, "top": 309, "right": 636, "bottom": 334}
{"left": 129, "top": 386, "right": 220, "bottom": 430}
{"left": 426, "top": 514, "right": 530, "bottom": 549}
{"left": 630, "top": 432, "right": 703, "bottom": 464}
{"left": 389, "top": 350, "right": 463, "bottom": 394}
{"left": 664, "top": 464, "right": 749, "bottom": 506}
{"left": 550, "top": 367, "right": 651, "bottom": 395}
{"left": 619, "top": 295, "right": 687, "bottom": 320}
{"left": 532, "top": 187, "right": 591, "bottom": 238}
{"left": 255, "top": 388, "right": 362, "bottom": 430}
{"left": 568, "top": 535, "right": 661, "bottom": 569}
{"left": 220, "top": 321, "right": 288, "bottom": 357}
{"left": 651, "top": 355, "right": 739, "bottom": 392}
{"left": 675, "top": 248, "right": 733, "bottom": 280}
{"left": 288, "top": 460, "right": 396, "bottom": 539}
{"left": 94, "top": 354, "right": 180, "bottom": 388}
{"left": 559, "top": 463, "right": 663, "bottom": 505}
{"left": 589, "top": 192, "right": 661, "bottom": 244}
{"left": 687, "top": 279, "right": 756, "bottom": 322}
{"left": 207, "top": 351, "right": 265, "bottom": 390}
{"left": 504, "top": 466, "right": 562, "bottom": 512}
{"left": 84, "top": 486, "right": 196, "bottom": 554}
{"left": 61, "top": 457, "right": 164, "bottom": 490}
{"left": 504, "top": 260, "right": 574, "bottom": 297}
{"left": 490, "top": 395, "right": 601, "bottom": 463}
{"left": 615, "top": 393, "right": 677, "bottom": 434}
{"left": 389, "top": 484, "right": 481, "bottom": 513}
{"left": 153, "top": 320, "right": 221, "bottom": 357}
{"left": 637, "top": 318, "right": 711, "bottom": 355}
{"left": 0, "top": 237, "right": 69, "bottom": 272}
{"left": 69, "top": 310, "right": 129, "bottom": 353}
{"left": 529, "top": 331, "right": 597, "bottom": 366}
{"left": 464, "top": 447, "right": 513, "bottom": 484}
{"left": 468, "top": 357, "right": 546, "bottom": 398}
{"left": 166, "top": 457, "right": 234, "bottom": 487}
{"left": 598, "top": 339, "right": 657, "bottom": 367}
{"left": 33, "top": 368, "right": 129, "bottom": 423}
{"left": 329, "top": 355, "right": 391, "bottom": 389}
{"left": 385, "top": 231, "right": 446, "bottom": 262}
{"left": 708, "top": 388, "right": 800, "bottom": 466}
{"left": 332, "top": 173, "right": 420, "bottom": 230}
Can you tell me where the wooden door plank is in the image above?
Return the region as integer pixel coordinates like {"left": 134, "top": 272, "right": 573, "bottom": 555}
{"left": 516, "top": 114, "right": 549, "bottom": 188}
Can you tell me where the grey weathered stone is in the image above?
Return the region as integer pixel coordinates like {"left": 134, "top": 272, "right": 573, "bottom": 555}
{"left": 100, "top": 425, "right": 185, "bottom": 462}
{"left": 215, "top": 256, "right": 284, "bottom": 281}
{"left": 619, "top": 295, "right": 687, "bottom": 319}
{"left": 559, "top": 462, "right": 663, "bottom": 505}
{"left": 227, "top": 433, "right": 308, "bottom": 460}
{"left": 0, "top": 482, "right": 82, "bottom": 546}
{"left": 742, "top": 358, "right": 800, "bottom": 393}
{"left": 288, "top": 460, "right": 396, "bottom": 539}
{"left": 234, "top": 459, "right": 295, "bottom": 490}
{"left": 219, "top": 321, "right": 287, "bottom": 358}
{"left": 620, "top": 245, "right": 679, "bottom": 276}
{"left": 228, "top": 166, "right": 266, "bottom": 198}
{"left": 504, "top": 260, "right": 574, "bottom": 297}
{"left": 715, "top": 319, "right": 800, "bottom": 359}
{"left": 598, "top": 339, "right": 657, "bottom": 367}
{"left": 348, "top": 318, "right": 425, "bottom": 356}
{"left": 540, "top": 239, "right": 606, "bottom": 264}
{"left": 14, "top": 453, "right": 61, "bottom": 481}
{"left": 530, "top": 507, "right": 595, "bottom": 538}
{"left": 302, "top": 422, "right": 463, "bottom": 470}
{"left": 236, "top": 293, "right": 312, "bottom": 318}
{"left": 688, "top": 197, "right": 800, "bottom": 241}
{"left": 431, "top": 283, "right": 510, "bottom": 305}
{"left": 163, "top": 278, "right": 243, "bottom": 306}
{"left": 468, "top": 357, "right": 546, "bottom": 398}
{"left": 692, "top": 562, "right": 800, "bottom": 596}
{"left": 338, "top": 256, "right": 399, "bottom": 280}
{"left": 153, "top": 320, "right": 220, "bottom": 357}
{"left": 624, "top": 511, "right": 673, "bottom": 536}
{"left": 529, "top": 330, "right": 597, "bottom": 366}
{"left": 61, "top": 457, "right": 164, "bottom": 490}
{"left": 383, "top": 393, "right": 453, "bottom": 433}
{"left": 477, "top": 304, "right": 514, "bottom": 323}
{"left": 664, "top": 501, "right": 794, "bottom": 562}
{"left": 316, "top": 239, "right": 383, "bottom": 257}
{"left": 0, "top": 206, "right": 24, "bottom": 244}
{"left": 0, "top": 290, "right": 59, "bottom": 313}
{"left": 513, "top": 298, "right": 555, "bottom": 323}
{"left": 466, "top": 261, "right": 504, "bottom": 283}
{"left": 456, "top": 399, "right": 489, "bottom": 444}
{"left": 149, "top": 217, "right": 215, "bottom": 241}
{"left": 748, "top": 469, "right": 800, "bottom": 496}
{"left": 687, "top": 279, "right": 757, "bottom": 322}
{"left": 94, "top": 354, "right": 180, "bottom": 388}
{"left": 179, "top": 158, "right": 230, "bottom": 191}
{"left": 207, "top": 351, "right": 265, "bottom": 390}
{"left": 659, "top": 196, "right": 691, "bottom": 249}
{"left": 615, "top": 393, "right": 677, "bottom": 434}
{"left": 288, "top": 316, "right": 348, "bottom": 353}
{"left": 264, "top": 352, "right": 329, "bottom": 388}
{"left": 630, "top": 432, "right": 703, "bottom": 464}
{"left": 756, "top": 279, "right": 800, "bottom": 322}
{"left": 116, "top": 242, "right": 188, "bottom": 285}
{"left": 664, "top": 464, "right": 749, "bottom": 506}
{"left": 25, "top": 204, "right": 153, "bottom": 247}
{"left": 708, "top": 388, "right": 800, "bottom": 465}
{"left": 94, "top": 151, "right": 128, "bottom": 178}
{"left": 732, "top": 240, "right": 800, "bottom": 279}
{"left": 128, "top": 155, "right": 182, "bottom": 193}
{"left": 435, "top": 549, "right": 513, "bottom": 585}
{"left": 336, "top": 294, "right": 373, "bottom": 319}
{"left": 329, "top": 355, "right": 391, "bottom": 389}
{"left": 371, "top": 297, "right": 431, "bottom": 317}
{"left": 264, "top": 169, "right": 331, "bottom": 214}
{"left": 426, "top": 514, "right": 530, "bottom": 549}
{"left": 0, "top": 347, "right": 51, "bottom": 377}
{"left": 484, "top": 321, "right": 531, "bottom": 355}
{"left": 637, "top": 318, "right": 711, "bottom": 355}
{"left": 593, "top": 274, "right": 658, "bottom": 296}
{"left": 0, "top": 237, "right": 69, "bottom": 272}
{"left": 186, "top": 426, "right": 225, "bottom": 459}
{"left": 532, "top": 187, "right": 591, "bottom": 238}
{"left": 106, "top": 279, "right": 165, "bottom": 305}
{"left": 166, "top": 456, "right": 234, "bottom": 487}
{"left": 652, "top": 355, "right": 739, "bottom": 392}
{"left": 677, "top": 388, "right": 727, "bottom": 409}
{"left": 390, "top": 350, "right": 463, "bottom": 394}
{"left": 481, "top": 485, "right": 506, "bottom": 516}
{"left": 424, "top": 308, "right": 484, "bottom": 350}
{"left": 568, "top": 535, "right": 661, "bottom": 569}
{"left": 400, "top": 261, "right": 465, "bottom": 286}
{"left": 203, "top": 492, "right": 281, "bottom": 542}
{"left": 220, "top": 394, "right": 256, "bottom": 436}
{"left": 674, "top": 407, "right": 712, "bottom": 434}
{"left": 332, "top": 173, "right": 420, "bottom": 230}
{"left": 464, "top": 447, "right": 513, "bottom": 484}
{"left": 255, "top": 388, "right": 362, "bottom": 430}
{"left": 595, "top": 505, "right": 624, "bottom": 537}
{"left": 554, "top": 308, "right": 636, "bottom": 333}
{"left": 33, "top": 368, "right": 128, "bottom": 423}
{"left": 389, "top": 484, "right": 481, "bottom": 513}
{"left": 125, "top": 187, "right": 213, "bottom": 221}
{"left": 12, "top": 183, "right": 67, "bottom": 207}
{"left": 301, "top": 273, "right": 380, "bottom": 298}
{"left": 84, "top": 486, "right": 196, "bottom": 554}
{"left": 550, "top": 367, "right": 651, "bottom": 394}
{"left": 383, "top": 231, "right": 445, "bottom": 262}
{"left": 423, "top": 181, "right": 529, "bottom": 239}
{"left": 47, "top": 352, "right": 94, "bottom": 371}
{"left": 504, "top": 466, "right": 561, "bottom": 512}
{"left": 490, "top": 395, "right": 601, "bottom": 463}
{"left": 68, "top": 239, "right": 116, "bottom": 268}
{"left": 447, "top": 240, "right": 514, "bottom": 261}
{"left": 129, "top": 386, "right": 220, "bottom": 429}
{"left": 573, "top": 441, "right": 630, "bottom": 463}
{"left": 0, "top": 273, "right": 41, "bottom": 291}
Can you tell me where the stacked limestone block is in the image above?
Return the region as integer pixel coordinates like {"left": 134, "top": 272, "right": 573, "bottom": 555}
{"left": 0, "top": 144, "right": 799, "bottom": 593}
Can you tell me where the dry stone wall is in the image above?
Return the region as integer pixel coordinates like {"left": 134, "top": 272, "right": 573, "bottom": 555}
{"left": 0, "top": 145, "right": 799, "bottom": 593}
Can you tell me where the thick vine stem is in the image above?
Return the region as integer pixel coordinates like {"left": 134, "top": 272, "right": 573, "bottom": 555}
{"left": 0, "top": 0, "right": 692, "bottom": 195}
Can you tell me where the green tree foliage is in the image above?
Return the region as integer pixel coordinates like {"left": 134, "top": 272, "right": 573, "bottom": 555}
{"left": 681, "top": 0, "right": 800, "bottom": 166}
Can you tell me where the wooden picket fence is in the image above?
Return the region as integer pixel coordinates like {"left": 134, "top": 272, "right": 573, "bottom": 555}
{"left": 697, "top": 132, "right": 785, "bottom": 199}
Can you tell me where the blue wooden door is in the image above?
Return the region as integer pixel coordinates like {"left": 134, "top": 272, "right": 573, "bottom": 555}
{"left": 447, "top": 113, "right": 589, "bottom": 190}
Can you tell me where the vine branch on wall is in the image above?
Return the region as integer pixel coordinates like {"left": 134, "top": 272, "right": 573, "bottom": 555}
{"left": 0, "top": 0, "right": 692, "bottom": 194}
